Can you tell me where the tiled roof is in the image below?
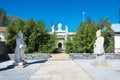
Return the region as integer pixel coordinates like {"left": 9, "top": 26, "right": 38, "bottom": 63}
{"left": 111, "top": 24, "right": 120, "bottom": 33}
{"left": 0, "top": 27, "right": 6, "bottom": 32}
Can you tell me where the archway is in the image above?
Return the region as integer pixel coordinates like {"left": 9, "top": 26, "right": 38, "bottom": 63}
{"left": 58, "top": 42, "right": 62, "bottom": 48}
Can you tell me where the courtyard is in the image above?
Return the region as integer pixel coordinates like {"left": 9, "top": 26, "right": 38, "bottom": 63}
{"left": 0, "top": 0, "right": 120, "bottom": 80}
{"left": 0, "top": 53, "right": 120, "bottom": 80}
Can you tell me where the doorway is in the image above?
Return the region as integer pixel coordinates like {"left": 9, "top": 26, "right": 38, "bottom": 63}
{"left": 58, "top": 42, "right": 62, "bottom": 48}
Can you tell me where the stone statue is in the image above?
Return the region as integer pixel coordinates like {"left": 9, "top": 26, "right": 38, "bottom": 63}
{"left": 65, "top": 25, "right": 68, "bottom": 33}
{"left": 58, "top": 23, "right": 62, "bottom": 31}
{"left": 14, "top": 30, "right": 26, "bottom": 65}
{"left": 94, "top": 29, "right": 104, "bottom": 54}
{"left": 94, "top": 29, "right": 106, "bottom": 65}
{"left": 52, "top": 25, "right": 55, "bottom": 33}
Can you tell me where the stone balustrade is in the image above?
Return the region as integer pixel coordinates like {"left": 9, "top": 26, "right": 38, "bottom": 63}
{"left": 69, "top": 53, "right": 120, "bottom": 60}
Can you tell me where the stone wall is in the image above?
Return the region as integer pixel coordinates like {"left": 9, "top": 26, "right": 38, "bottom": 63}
{"left": 69, "top": 53, "right": 120, "bottom": 60}
{"left": 0, "top": 42, "right": 8, "bottom": 54}
{"left": 2, "top": 53, "right": 120, "bottom": 60}
{"left": 8, "top": 53, "right": 51, "bottom": 60}
{"left": 0, "top": 42, "right": 9, "bottom": 60}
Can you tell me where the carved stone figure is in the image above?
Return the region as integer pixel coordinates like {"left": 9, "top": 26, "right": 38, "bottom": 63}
{"left": 94, "top": 30, "right": 104, "bottom": 54}
{"left": 14, "top": 30, "right": 26, "bottom": 65}
{"left": 94, "top": 29, "right": 106, "bottom": 65}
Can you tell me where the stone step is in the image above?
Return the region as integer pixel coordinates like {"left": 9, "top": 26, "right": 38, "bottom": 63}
{"left": 29, "top": 75, "right": 50, "bottom": 80}
{"left": 48, "top": 58, "right": 72, "bottom": 61}
{"left": 48, "top": 53, "right": 72, "bottom": 61}
{"left": 29, "top": 74, "right": 63, "bottom": 80}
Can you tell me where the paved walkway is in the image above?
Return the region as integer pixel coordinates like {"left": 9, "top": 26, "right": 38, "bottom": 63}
{"left": 75, "top": 60, "right": 120, "bottom": 80}
{"left": 1, "top": 55, "right": 120, "bottom": 80}
{"left": 0, "top": 60, "right": 45, "bottom": 80}
{"left": 29, "top": 53, "right": 93, "bottom": 80}
{"left": 49, "top": 53, "right": 71, "bottom": 61}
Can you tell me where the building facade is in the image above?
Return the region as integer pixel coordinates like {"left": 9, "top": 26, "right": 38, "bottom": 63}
{"left": 0, "top": 27, "right": 8, "bottom": 55}
{"left": 0, "top": 27, "right": 6, "bottom": 42}
{"left": 50, "top": 23, "right": 75, "bottom": 51}
{"left": 111, "top": 24, "right": 120, "bottom": 53}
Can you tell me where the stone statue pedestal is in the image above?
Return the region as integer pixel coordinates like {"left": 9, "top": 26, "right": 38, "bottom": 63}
{"left": 7, "top": 30, "right": 28, "bottom": 68}
{"left": 7, "top": 62, "right": 28, "bottom": 68}
{"left": 94, "top": 53, "right": 106, "bottom": 65}
{"left": 92, "top": 54, "right": 112, "bottom": 68}
{"left": 92, "top": 54, "right": 107, "bottom": 67}
{"left": 92, "top": 29, "right": 112, "bottom": 68}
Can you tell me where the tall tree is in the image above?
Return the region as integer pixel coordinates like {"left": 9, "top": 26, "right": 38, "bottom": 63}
{"left": 5, "top": 18, "right": 25, "bottom": 53}
{"left": 65, "top": 17, "right": 113, "bottom": 53}
{"left": 65, "top": 18, "right": 97, "bottom": 53}
{"left": 76, "top": 19, "right": 97, "bottom": 53}
{"left": 65, "top": 36, "right": 76, "bottom": 53}
{"left": 97, "top": 17, "right": 114, "bottom": 53}
{"left": 0, "top": 8, "right": 8, "bottom": 26}
{"left": 5, "top": 19, "right": 57, "bottom": 53}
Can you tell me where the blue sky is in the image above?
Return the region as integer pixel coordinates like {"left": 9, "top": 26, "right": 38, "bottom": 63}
{"left": 0, "top": 0, "right": 120, "bottom": 32}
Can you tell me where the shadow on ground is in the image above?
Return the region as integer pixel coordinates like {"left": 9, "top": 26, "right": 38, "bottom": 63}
{"left": 0, "top": 60, "right": 47, "bottom": 72}
{"left": 28, "top": 60, "right": 47, "bottom": 65}
{"left": 0, "top": 66, "right": 13, "bottom": 72}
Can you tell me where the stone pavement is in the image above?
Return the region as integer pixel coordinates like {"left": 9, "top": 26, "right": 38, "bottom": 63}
{"left": 29, "top": 53, "right": 93, "bottom": 80}
{"left": 1, "top": 54, "right": 120, "bottom": 80}
{"left": 0, "top": 60, "right": 45, "bottom": 80}
{"left": 49, "top": 53, "right": 71, "bottom": 61}
{"left": 75, "top": 60, "right": 120, "bottom": 80}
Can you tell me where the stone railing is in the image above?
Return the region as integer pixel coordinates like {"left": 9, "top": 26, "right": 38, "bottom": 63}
{"left": 2, "top": 53, "right": 120, "bottom": 60}
{"left": 8, "top": 53, "right": 51, "bottom": 60}
{"left": 69, "top": 53, "right": 120, "bottom": 60}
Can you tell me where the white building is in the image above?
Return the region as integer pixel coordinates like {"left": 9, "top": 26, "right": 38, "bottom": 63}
{"left": 111, "top": 24, "right": 120, "bottom": 53}
{"left": 50, "top": 23, "right": 75, "bottom": 51}
{"left": 0, "top": 27, "right": 8, "bottom": 54}
{"left": 0, "top": 27, "right": 6, "bottom": 42}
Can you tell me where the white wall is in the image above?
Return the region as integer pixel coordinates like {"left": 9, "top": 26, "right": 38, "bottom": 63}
{"left": 0, "top": 32, "right": 5, "bottom": 41}
{"left": 114, "top": 34, "right": 120, "bottom": 53}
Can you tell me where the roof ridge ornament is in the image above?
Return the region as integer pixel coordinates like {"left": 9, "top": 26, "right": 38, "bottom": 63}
{"left": 58, "top": 23, "right": 62, "bottom": 31}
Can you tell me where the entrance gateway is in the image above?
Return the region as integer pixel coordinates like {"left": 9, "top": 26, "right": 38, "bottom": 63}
{"left": 58, "top": 42, "right": 62, "bottom": 48}
{"left": 50, "top": 23, "right": 76, "bottom": 52}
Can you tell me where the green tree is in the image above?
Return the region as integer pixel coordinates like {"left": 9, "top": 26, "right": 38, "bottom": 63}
{"left": 65, "top": 36, "right": 76, "bottom": 53}
{"left": 76, "top": 19, "right": 97, "bottom": 53}
{"left": 46, "top": 32, "right": 57, "bottom": 53}
{"left": 5, "top": 18, "right": 25, "bottom": 53}
{"left": 65, "top": 18, "right": 97, "bottom": 53}
{"left": 5, "top": 18, "right": 57, "bottom": 53}
{"left": 26, "top": 20, "right": 57, "bottom": 53}
{"left": 0, "top": 8, "right": 8, "bottom": 26}
{"left": 7, "top": 16, "right": 21, "bottom": 25}
{"left": 23, "top": 19, "right": 35, "bottom": 53}
{"left": 97, "top": 17, "right": 114, "bottom": 53}
{"left": 65, "top": 17, "right": 113, "bottom": 53}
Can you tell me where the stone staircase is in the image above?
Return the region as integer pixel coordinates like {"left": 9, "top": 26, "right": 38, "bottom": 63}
{"left": 48, "top": 53, "right": 72, "bottom": 61}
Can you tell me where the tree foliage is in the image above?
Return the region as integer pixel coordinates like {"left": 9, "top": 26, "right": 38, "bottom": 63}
{"left": 0, "top": 8, "right": 8, "bottom": 26}
{"left": 5, "top": 19, "right": 57, "bottom": 53}
{"left": 5, "top": 18, "right": 24, "bottom": 53}
{"left": 65, "top": 18, "right": 113, "bottom": 53}
{"left": 76, "top": 19, "right": 97, "bottom": 53}
{"left": 0, "top": 8, "right": 19, "bottom": 26}
{"left": 65, "top": 36, "right": 76, "bottom": 53}
{"left": 97, "top": 17, "right": 114, "bottom": 53}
